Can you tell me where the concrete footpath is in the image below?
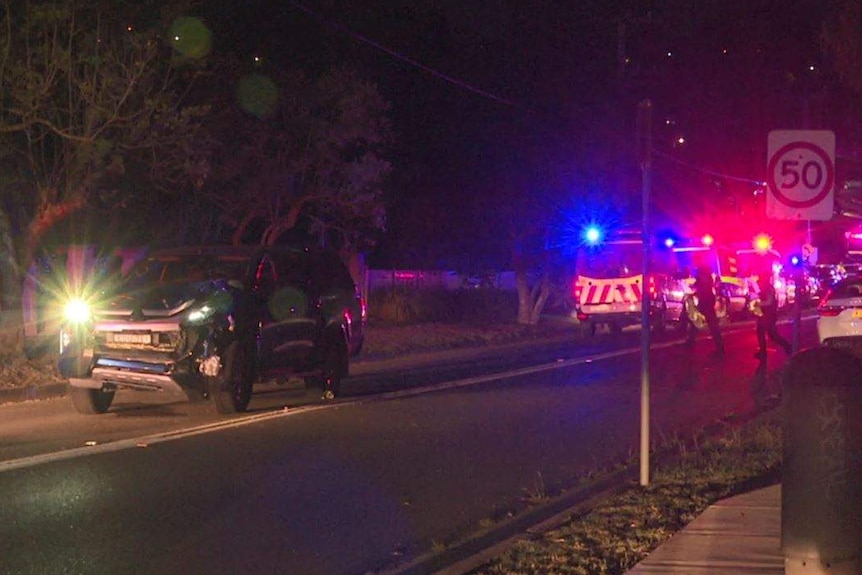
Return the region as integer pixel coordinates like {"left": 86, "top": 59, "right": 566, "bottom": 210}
{"left": 625, "top": 484, "right": 783, "bottom": 574}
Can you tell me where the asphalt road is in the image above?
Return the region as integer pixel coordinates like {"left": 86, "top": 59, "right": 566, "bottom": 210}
{"left": 0, "top": 317, "right": 817, "bottom": 575}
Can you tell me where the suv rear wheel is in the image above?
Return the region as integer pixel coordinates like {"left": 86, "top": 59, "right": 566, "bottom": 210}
{"left": 208, "top": 341, "right": 253, "bottom": 414}
{"left": 69, "top": 385, "right": 115, "bottom": 415}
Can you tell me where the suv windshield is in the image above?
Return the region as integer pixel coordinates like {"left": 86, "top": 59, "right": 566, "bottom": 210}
{"left": 127, "top": 253, "right": 252, "bottom": 287}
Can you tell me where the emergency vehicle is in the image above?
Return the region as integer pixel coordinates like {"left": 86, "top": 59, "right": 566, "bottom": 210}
{"left": 664, "top": 235, "right": 733, "bottom": 322}
{"left": 725, "top": 245, "right": 790, "bottom": 310}
{"left": 573, "top": 228, "right": 684, "bottom": 335}
{"left": 672, "top": 233, "right": 790, "bottom": 317}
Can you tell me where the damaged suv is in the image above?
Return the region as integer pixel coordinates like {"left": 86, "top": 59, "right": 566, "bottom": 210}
{"left": 58, "top": 245, "right": 366, "bottom": 415}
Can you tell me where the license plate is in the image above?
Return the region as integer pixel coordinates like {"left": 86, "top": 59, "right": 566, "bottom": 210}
{"left": 111, "top": 332, "right": 152, "bottom": 344}
{"left": 589, "top": 304, "right": 611, "bottom": 313}
{"left": 853, "top": 310, "right": 862, "bottom": 319}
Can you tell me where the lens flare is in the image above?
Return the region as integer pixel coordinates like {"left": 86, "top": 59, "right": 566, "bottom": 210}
{"left": 583, "top": 225, "right": 602, "bottom": 245}
{"left": 64, "top": 299, "right": 91, "bottom": 324}
{"left": 169, "top": 17, "right": 212, "bottom": 59}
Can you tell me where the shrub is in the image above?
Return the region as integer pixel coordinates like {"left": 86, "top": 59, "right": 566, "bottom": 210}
{"left": 368, "top": 288, "right": 518, "bottom": 325}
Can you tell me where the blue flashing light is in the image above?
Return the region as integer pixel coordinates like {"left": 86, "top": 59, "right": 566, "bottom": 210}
{"left": 789, "top": 253, "right": 802, "bottom": 267}
{"left": 663, "top": 237, "right": 675, "bottom": 248}
{"left": 584, "top": 225, "right": 603, "bottom": 245}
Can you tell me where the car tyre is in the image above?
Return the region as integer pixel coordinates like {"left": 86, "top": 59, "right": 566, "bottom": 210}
{"left": 69, "top": 385, "right": 115, "bottom": 415}
{"left": 208, "top": 341, "right": 253, "bottom": 414}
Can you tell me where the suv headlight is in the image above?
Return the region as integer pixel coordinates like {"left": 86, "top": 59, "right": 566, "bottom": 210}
{"left": 185, "top": 291, "right": 234, "bottom": 325}
{"left": 187, "top": 304, "right": 216, "bottom": 324}
{"left": 63, "top": 299, "right": 91, "bottom": 324}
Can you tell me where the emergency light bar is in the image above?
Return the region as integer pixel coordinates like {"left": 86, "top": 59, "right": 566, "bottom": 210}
{"left": 672, "top": 246, "right": 711, "bottom": 253}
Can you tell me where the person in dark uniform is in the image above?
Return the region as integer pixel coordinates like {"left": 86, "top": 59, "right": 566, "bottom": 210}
{"left": 687, "top": 264, "right": 725, "bottom": 356}
{"left": 754, "top": 269, "right": 792, "bottom": 359}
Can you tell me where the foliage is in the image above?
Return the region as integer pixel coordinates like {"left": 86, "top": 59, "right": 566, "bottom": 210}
{"left": 359, "top": 315, "right": 584, "bottom": 360}
{"left": 368, "top": 287, "right": 518, "bottom": 325}
{"left": 203, "top": 62, "right": 392, "bottom": 250}
{"left": 821, "top": 0, "right": 862, "bottom": 95}
{"left": 472, "top": 410, "right": 782, "bottom": 575}
{"left": 0, "top": 0, "right": 211, "bottom": 343}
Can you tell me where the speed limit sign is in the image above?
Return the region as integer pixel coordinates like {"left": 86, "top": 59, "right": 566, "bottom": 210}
{"left": 766, "top": 130, "right": 835, "bottom": 220}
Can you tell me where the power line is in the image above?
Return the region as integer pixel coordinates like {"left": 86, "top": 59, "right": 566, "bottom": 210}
{"left": 654, "top": 150, "right": 765, "bottom": 186}
{"left": 286, "top": 0, "right": 517, "bottom": 107}
{"left": 288, "top": 1, "right": 785, "bottom": 192}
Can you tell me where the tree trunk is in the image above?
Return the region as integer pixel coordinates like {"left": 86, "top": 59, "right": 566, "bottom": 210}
{"left": 0, "top": 207, "right": 24, "bottom": 355}
{"left": 513, "top": 249, "right": 544, "bottom": 325}
{"left": 513, "top": 245, "right": 552, "bottom": 326}
{"left": 529, "top": 273, "right": 551, "bottom": 324}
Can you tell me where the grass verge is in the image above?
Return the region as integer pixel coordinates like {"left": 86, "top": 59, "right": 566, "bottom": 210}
{"left": 469, "top": 407, "right": 782, "bottom": 575}
{"left": 361, "top": 317, "right": 586, "bottom": 359}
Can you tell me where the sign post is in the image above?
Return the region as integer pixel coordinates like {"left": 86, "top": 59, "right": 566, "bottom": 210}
{"left": 766, "top": 130, "right": 835, "bottom": 353}
{"left": 637, "top": 99, "right": 652, "bottom": 487}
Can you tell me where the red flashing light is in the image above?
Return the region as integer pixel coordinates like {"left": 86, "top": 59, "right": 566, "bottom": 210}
{"left": 818, "top": 291, "right": 844, "bottom": 316}
{"left": 701, "top": 234, "right": 714, "bottom": 247}
{"left": 753, "top": 233, "right": 772, "bottom": 254}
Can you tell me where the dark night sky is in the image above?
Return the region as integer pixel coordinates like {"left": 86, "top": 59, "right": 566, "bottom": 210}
{"left": 200, "top": 0, "right": 852, "bottom": 268}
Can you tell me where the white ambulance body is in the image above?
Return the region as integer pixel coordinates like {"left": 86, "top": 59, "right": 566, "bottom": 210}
{"left": 573, "top": 234, "right": 683, "bottom": 334}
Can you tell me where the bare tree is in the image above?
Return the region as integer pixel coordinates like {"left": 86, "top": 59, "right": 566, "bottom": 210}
{"left": 206, "top": 65, "right": 392, "bottom": 250}
{"left": 822, "top": 0, "right": 862, "bottom": 95}
{"left": 0, "top": 0, "right": 210, "bottom": 349}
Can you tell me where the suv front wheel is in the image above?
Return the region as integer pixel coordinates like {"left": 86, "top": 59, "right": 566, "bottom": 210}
{"left": 69, "top": 385, "right": 115, "bottom": 415}
{"left": 208, "top": 341, "right": 253, "bottom": 414}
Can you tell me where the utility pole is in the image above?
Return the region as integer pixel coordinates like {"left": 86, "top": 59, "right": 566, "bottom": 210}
{"left": 637, "top": 99, "right": 652, "bottom": 487}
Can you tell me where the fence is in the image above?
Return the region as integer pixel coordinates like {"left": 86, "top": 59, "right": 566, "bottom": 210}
{"left": 366, "top": 269, "right": 516, "bottom": 292}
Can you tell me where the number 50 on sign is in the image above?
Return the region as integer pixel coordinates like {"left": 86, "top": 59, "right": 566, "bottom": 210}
{"left": 766, "top": 130, "right": 835, "bottom": 221}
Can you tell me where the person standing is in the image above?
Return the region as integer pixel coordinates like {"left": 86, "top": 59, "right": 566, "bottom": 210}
{"left": 687, "top": 265, "right": 725, "bottom": 356}
{"left": 754, "top": 270, "right": 792, "bottom": 359}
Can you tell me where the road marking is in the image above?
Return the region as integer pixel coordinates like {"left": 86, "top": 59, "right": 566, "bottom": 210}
{"left": 0, "top": 405, "right": 330, "bottom": 473}
{"left": 1, "top": 316, "right": 815, "bottom": 473}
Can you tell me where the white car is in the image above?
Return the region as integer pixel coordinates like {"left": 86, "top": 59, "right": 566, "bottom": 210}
{"left": 817, "top": 276, "right": 862, "bottom": 345}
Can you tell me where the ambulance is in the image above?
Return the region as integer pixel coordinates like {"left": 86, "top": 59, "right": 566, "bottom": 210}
{"left": 573, "top": 228, "right": 684, "bottom": 335}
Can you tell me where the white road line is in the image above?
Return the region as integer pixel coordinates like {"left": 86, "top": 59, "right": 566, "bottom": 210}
{"left": 1, "top": 317, "right": 815, "bottom": 473}
{"left": 0, "top": 405, "right": 328, "bottom": 473}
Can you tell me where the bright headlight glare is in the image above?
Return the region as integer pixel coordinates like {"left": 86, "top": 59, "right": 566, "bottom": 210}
{"left": 187, "top": 304, "right": 214, "bottom": 323}
{"left": 64, "top": 299, "right": 91, "bottom": 324}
